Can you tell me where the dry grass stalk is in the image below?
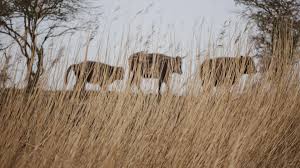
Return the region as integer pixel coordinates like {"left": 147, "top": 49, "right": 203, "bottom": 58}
{"left": 0, "top": 23, "right": 300, "bottom": 167}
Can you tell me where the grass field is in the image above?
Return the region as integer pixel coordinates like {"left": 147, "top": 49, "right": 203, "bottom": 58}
{"left": 0, "top": 64, "right": 299, "bottom": 167}
{"left": 1, "top": 0, "right": 300, "bottom": 167}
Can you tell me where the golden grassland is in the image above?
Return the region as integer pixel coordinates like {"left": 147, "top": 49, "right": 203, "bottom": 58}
{"left": 0, "top": 66, "right": 299, "bottom": 168}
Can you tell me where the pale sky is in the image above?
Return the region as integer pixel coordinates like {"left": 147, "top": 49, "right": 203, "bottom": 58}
{"left": 100, "top": 0, "right": 236, "bottom": 29}
{"left": 8, "top": 0, "right": 248, "bottom": 91}
{"left": 105, "top": 0, "right": 236, "bottom": 25}
{"left": 85, "top": 0, "right": 240, "bottom": 60}
{"left": 53, "top": 0, "right": 244, "bottom": 92}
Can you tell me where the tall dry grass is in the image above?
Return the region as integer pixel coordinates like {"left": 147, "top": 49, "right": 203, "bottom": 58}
{"left": 0, "top": 24, "right": 300, "bottom": 168}
{"left": 0, "top": 63, "right": 300, "bottom": 168}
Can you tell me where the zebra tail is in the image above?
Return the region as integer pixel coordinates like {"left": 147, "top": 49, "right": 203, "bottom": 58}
{"left": 64, "top": 65, "right": 74, "bottom": 85}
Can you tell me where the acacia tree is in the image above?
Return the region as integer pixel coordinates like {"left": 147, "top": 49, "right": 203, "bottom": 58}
{"left": 0, "top": 52, "right": 12, "bottom": 88}
{"left": 235, "top": 0, "right": 300, "bottom": 61}
{"left": 0, "top": 0, "right": 99, "bottom": 90}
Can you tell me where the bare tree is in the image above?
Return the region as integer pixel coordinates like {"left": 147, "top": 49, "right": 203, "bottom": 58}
{"left": 235, "top": 0, "right": 300, "bottom": 61}
{"left": 0, "top": 0, "right": 99, "bottom": 91}
{"left": 0, "top": 51, "right": 12, "bottom": 88}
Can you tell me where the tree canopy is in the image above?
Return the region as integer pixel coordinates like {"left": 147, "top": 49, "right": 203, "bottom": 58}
{"left": 235, "top": 0, "right": 300, "bottom": 59}
{"left": 0, "top": 0, "right": 99, "bottom": 90}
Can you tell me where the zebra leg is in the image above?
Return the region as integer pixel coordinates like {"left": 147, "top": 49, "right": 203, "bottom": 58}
{"left": 100, "top": 83, "right": 108, "bottom": 92}
{"left": 129, "top": 71, "right": 137, "bottom": 89}
{"left": 158, "top": 63, "right": 169, "bottom": 95}
{"left": 129, "top": 72, "right": 135, "bottom": 86}
{"left": 136, "top": 77, "right": 142, "bottom": 92}
{"left": 74, "top": 79, "right": 81, "bottom": 91}
{"left": 158, "top": 75, "right": 168, "bottom": 95}
{"left": 163, "top": 75, "right": 171, "bottom": 93}
{"left": 158, "top": 78, "right": 163, "bottom": 95}
{"left": 132, "top": 73, "right": 142, "bottom": 92}
{"left": 74, "top": 79, "right": 86, "bottom": 98}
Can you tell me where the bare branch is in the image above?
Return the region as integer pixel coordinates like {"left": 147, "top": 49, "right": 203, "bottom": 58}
{"left": 0, "top": 0, "right": 101, "bottom": 89}
{"left": 235, "top": 0, "right": 300, "bottom": 58}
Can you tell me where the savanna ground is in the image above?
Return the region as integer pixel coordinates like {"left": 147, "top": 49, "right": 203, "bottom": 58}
{"left": 0, "top": 62, "right": 300, "bottom": 168}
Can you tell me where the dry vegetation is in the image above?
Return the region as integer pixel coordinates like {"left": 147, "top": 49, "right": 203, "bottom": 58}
{"left": 0, "top": 57, "right": 300, "bottom": 168}
{"left": 1, "top": 0, "right": 300, "bottom": 167}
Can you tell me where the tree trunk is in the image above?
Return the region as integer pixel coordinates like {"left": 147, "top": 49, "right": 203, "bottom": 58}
{"left": 25, "top": 48, "right": 44, "bottom": 93}
{"left": 26, "top": 72, "right": 39, "bottom": 92}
